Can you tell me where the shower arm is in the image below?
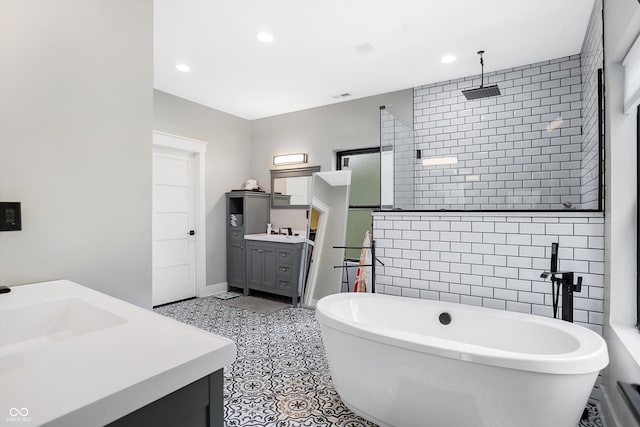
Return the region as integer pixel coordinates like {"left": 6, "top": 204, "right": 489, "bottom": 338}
{"left": 478, "top": 50, "right": 485, "bottom": 88}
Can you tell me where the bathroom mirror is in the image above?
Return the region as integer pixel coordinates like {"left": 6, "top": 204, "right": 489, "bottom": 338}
{"left": 302, "top": 170, "right": 351, "bottom": 308}
{"left": 270, "top": 166, "right": 321, "bottom": 209}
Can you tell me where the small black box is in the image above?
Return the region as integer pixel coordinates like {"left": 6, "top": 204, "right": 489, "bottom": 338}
{"left": 0, "top": 202, "right": 21, "bottom": 231}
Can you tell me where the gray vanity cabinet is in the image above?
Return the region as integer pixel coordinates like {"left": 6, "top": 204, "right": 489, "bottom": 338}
{"left": 227, "top": 232, "right": 246, "bottom": 287}
{"left": 226, "top": 192, "right": 270, "bottom": 294}
{"left": 245, "top": 239, "right": 304, "bottom": 306}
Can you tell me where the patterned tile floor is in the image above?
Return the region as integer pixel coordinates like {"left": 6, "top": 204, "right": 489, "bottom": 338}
{"left": 155, "top": 296, "right": 603, "bottom": 427}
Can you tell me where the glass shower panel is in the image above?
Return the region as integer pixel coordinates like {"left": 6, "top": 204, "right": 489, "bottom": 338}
{"left": 380, "top": 108, "right": 416, "bottom": 210}
{"left": 380, "top": 54, "right": 603, "bottom": 212}
{"left": 344, "top": 208, "right": 374, "bottom": 260}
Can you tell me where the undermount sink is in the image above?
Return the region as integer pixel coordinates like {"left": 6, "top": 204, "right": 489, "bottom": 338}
{"left": 0, "top": 297, "right": 127, "bottom": 358}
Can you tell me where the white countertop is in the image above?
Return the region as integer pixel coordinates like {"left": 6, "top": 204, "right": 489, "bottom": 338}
{"left": 0, "top": 280, "right": 236, "bottom": 427}
{"left": 244, "top": 233, "right": 308, "bottom": 244}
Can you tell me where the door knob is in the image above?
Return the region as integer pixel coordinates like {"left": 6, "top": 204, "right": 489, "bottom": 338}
{"left": 189, "top": 230, "right": 195, "bottom": 236}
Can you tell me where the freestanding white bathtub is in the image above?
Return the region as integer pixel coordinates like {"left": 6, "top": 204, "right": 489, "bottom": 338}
{"left": 316, "top": 293, "right": 608, "bottom": 427}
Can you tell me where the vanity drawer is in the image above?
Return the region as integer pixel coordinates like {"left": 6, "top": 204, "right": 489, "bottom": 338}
{"left": 276, "top": 263, "right": 294, "bottom": 281}
{"left": 277, "top": 249, "right": 292, "bottom": 260}
{"left": 229, "top": 227, "right": 244, "bottom": 242}
{"left": 277, "top": 279, "right": 293, "bottom": 291}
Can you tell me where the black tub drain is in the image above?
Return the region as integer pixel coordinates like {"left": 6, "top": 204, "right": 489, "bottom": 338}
{"left": 439, "top": 312, "right": 452, "bottom": 325}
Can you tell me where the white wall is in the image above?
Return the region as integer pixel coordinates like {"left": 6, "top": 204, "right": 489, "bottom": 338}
{"left": 0, "top": 0, "right": 153, "bottom": 307}
{"left": 603, "top": 0, "right": 640, "bottom": 425}
{"left": 153, "top": 90, "right": 252, "bottom": 287}
{"left": 250, "top": 90, "right": 413, "bottom": 230}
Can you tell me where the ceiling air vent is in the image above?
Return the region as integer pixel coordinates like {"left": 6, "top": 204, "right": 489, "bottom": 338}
{"left": 332, "top": 93, "right": 351, "bottom": 99}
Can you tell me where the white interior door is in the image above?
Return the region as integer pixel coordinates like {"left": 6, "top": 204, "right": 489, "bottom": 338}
{"left": 152, "top": 148, "right": 197, "bottom": 306}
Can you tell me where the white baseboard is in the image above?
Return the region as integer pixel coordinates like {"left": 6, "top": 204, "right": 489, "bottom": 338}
{"left": 200, "top": 282, "right": 227, "bottom": 297}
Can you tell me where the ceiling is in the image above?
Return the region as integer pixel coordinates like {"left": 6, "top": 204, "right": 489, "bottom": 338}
{"left": 154, "top": 0, "right": 596, "bottom": 120}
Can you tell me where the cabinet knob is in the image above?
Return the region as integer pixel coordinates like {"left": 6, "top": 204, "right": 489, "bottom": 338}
{"left": 281, "top": 253, "right": 287, "bottom": 257}
{"left": 281, "top": 267, "right": 287, "bottom": 271}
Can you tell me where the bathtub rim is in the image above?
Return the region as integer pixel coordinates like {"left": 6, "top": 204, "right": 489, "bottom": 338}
{"left": 316, "top": 292, "right": 608, "bottom": 375}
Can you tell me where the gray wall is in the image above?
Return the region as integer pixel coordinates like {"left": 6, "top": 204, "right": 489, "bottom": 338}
{"left": 603, "top": 0, "right": 640, "bottom": 425}
{"left": 250, "top": 90, "right": 413, "bottom": 230}
{"left": 153, "top": 90, "right": 252, "bottom": 287}
{"left": 0, "top": 0, "right": 153, "bottom": 307}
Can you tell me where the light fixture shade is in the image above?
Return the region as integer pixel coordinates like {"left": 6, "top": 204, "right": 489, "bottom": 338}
{"left": 273, "top": 153, "right": 308, "bottom": 166}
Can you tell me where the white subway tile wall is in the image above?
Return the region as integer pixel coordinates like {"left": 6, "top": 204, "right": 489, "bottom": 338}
{"left": 373, "top": 213, "right": 605, "bottom": 334}
{"left": 580, "top": 0, "right": 603, "bottom": 209}
{"left": 412, "top": 55, "right": 584, "bottom": 210}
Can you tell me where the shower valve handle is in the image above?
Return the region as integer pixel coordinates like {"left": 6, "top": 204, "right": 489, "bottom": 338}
{"left": 574, "top": 276, "right": 583, "bottom": 293}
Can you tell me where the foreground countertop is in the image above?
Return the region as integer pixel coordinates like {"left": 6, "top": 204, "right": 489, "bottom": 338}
{"left": 0, "top": 280, "right": 236, "bottom": 427}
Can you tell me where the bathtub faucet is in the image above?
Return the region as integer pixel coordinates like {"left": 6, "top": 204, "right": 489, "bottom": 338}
{"left": 540, "top": 243, "right": 583, "bottom": 323}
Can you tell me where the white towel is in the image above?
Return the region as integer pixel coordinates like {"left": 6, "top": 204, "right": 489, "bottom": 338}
{"left": 354, "top": 230, "right": 372, "bottom": 292}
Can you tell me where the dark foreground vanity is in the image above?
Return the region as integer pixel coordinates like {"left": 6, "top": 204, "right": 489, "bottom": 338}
{"left": 108, "top": 371, "right": 223, "bottom": 427}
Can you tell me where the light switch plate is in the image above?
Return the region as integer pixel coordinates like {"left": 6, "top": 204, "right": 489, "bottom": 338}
{"left": 0, "top": 202, "right": 21, "bottom": 231}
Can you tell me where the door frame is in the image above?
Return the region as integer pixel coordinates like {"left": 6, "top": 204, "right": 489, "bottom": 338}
{"left": 302, "top": 197, "right": 330, "bottom": 307}
{"left": 153, "top": 131, "right": 208, "bottom": 298}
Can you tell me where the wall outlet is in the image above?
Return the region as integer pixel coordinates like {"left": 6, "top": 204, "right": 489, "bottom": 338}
{"left": 0, "top": 202, "right": 22, "bottom": 231}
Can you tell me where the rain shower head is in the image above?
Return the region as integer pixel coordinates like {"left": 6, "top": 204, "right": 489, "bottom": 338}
{"left": 462, "top": 84, "right": 501, "bottom": 100}
{"left": 462, "top": 50, "right": 501, "bottom": 101}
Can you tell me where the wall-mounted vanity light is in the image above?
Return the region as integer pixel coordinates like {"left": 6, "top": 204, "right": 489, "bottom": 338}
{"left": 273, "top": 153, "right": 308, "bottom": 166}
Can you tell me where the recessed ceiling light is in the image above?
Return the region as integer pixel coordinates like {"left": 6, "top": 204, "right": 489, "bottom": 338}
{"left": 441, "top": 55, "right": 456, "bottom": 64}
{"left": 257, "top": 32, "right": 274, "bottom": 43}
{"left": 176, "top": 64, "right": 191, "bottom": 72}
